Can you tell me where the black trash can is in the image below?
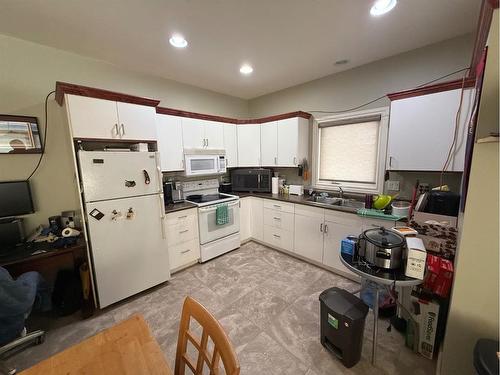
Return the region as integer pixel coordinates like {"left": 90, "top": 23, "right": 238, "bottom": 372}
{"left": 319, "top": 287, "right": 369, "bottom": 368}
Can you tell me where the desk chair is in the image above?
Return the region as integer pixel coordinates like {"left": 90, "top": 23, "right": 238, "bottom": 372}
{"left": 0, "top": 331, "right": 45, "bottom": 375}
{"left": 175, "top": 296, "right": 240, "bottom": 375}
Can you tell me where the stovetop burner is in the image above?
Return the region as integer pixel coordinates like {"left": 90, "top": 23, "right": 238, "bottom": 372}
{"left": 186, "top": 194, "right": 228, "bottom": 203}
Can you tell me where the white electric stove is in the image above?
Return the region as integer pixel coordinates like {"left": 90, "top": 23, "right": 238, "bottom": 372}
{"left": 183, "top": 179, "right": 240, "bottom": 262}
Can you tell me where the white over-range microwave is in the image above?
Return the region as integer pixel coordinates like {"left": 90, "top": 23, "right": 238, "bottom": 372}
{"left": 184, "top": 149, "right": 227, "bottom": 176}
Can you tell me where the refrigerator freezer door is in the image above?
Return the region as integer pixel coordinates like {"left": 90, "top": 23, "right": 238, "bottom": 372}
{"left": 78, "top": 151, "right": 162, "bottom": 202}
{"left": 85, "top": 194, "right": 170, "bottom": 308}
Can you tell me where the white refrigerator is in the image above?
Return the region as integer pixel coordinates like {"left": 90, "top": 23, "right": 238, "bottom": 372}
{"left": 78, "top": 150, "right": 170, "bottom": 308}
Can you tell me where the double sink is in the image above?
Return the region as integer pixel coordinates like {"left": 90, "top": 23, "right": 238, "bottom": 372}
{"left": 306, "top": 195, "right": 366, "bottom": 210}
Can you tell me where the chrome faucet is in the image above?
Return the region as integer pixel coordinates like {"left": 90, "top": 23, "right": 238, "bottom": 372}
{"left": 338, "top": 187, "right": 344, "bottom": 199}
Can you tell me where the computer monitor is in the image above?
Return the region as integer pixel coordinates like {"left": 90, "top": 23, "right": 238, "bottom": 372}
{"left": 0, "top": 180, "right": 34, "bottom": 218}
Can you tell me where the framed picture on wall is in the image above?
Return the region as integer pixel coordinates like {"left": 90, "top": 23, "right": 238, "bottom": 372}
{"left": 0, "top": 114, "right": 43, "bottom": 154}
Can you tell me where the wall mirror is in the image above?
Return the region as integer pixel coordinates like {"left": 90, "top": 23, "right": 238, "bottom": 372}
{"left": 0, "top": 115, "right": 42, "bottom": 154}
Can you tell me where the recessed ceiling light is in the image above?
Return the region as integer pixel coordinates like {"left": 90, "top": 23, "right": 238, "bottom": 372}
{"left": 169, "top": 34, "right": 188, "bottom": 48}
{"left": 370, "top": 0, "right": 397, "bottom": 16}
{"left": 240, "top": 64, "right": 253, "bottom": 75}
{"left": 334, "top": 59, "right": 350, "bottom": 65}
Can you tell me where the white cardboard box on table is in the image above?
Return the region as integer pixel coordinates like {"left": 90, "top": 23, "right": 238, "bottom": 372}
{"left": 405, "top": 237, "right": 427, "bottom": 280}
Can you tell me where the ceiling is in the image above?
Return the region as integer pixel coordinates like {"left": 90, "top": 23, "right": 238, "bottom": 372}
{"left": 0, "top": 0, "right": 480, "bottom": 99}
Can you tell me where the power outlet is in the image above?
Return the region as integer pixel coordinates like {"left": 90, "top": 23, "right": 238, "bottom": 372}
{"left": 387, "top": 180, "right": 400, "bottom": 191}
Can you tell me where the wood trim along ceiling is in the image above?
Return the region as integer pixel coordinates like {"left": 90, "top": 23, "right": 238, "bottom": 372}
{"left": 387, "top": 78, "right": 476, "bottom": 101}
{"left": 55, "top": 81, "right": 160, "bottom": 107}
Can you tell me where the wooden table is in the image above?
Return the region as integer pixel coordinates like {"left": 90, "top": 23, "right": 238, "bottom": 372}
{"left": 20, "top": 315, "right": 173, "bottom": 375}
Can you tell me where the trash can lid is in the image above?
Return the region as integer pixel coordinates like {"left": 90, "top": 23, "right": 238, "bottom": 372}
{"left": 473, "top": 339, "right": 499, "bottom": 375}
{"left": 319, "top": 287, "right": 368, "bottom": 320}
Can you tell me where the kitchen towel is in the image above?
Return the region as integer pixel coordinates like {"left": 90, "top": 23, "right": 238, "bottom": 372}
{"left": 216, "top": 204, "right": 229, "bottom": 225}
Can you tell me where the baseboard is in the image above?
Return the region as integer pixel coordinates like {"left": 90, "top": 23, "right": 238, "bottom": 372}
{"left": 244, "top": 238, "right": 361, "bottom": 283}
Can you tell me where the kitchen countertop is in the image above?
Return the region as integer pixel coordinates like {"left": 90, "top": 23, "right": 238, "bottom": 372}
{"left": 164, "top": 192, "right": 402, "bottom": 221}
{"left": 164, "top": 201, "right": 197, "bottom": 214}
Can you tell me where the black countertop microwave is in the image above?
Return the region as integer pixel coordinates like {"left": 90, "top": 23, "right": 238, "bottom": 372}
{"left": 231, "top": 169, "right": 272, "bottom": 193}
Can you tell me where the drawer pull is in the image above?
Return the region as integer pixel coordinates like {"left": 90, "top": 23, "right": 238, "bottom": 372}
{"left": 273, "top": 204, "right": 281, "bottom": 209}
{"left": 273, "top": 234, "right": 281, "bottom": 238}
{"left": 181, "top": 249, "right": 191, "bottom": 254}
{"left": 177, "top": 215, "right": 188, "bottom": 219}
{"left": 273, "top": 217, "right": 281, "bottom": 221}
{"left": 179, "top": 229, "right": 189, "bottom": 234}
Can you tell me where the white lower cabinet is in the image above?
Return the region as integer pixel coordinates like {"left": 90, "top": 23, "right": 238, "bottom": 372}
{"left": 166, "top": 208, "right": 200, "bottom": 272}
{"left": 262, "top": 199, "right": 294, "bottom": 251}
{"left": 322, "top": 211, "right": 363, "bottom": 276}
{"left": 239, "top": 197, "right": 252, "bottom": 242}
{"left": 250, "top": 198, "right": 264, "bottom": 241}
{"left": 293, "top": 205, "right": 325, "bottom": 263}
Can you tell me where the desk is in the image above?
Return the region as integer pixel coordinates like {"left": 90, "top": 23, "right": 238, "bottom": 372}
{"left": 19, "top": 315, "right": 173, "bottom": 375}
{"left": 340, "top": 253, "right": 422, "bottom": 365}
{"left": 1, "top": 239, "right": 95, "bottom": 315}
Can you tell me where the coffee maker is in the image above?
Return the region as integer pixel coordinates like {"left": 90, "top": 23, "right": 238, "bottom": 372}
{"left": 163, "top": 181, "right": 184, "bottom": 204}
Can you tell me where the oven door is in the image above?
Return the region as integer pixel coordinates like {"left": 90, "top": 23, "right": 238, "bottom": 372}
{"left": 198, "top": 200, "right": 240, "bottom": 244}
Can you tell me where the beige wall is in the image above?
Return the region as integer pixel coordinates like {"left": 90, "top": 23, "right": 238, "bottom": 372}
{"left": 0, "top": 35, "right": 248, "bottom": 233}
{"left": 248, "top": 34, "right": 474, "bottom": 117}
{"left": 440, "top": 11, "right": 499, "bottom": 374}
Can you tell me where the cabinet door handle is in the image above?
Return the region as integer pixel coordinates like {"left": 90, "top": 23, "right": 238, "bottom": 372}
{"left": 121, "top": 124, "right": 125, "bottom": 136}
{"left": 293, "top": 157, "right": 297, "bottom": 165}
{"left": 389, "top": 156, "right": 393, "bottom": 167}
{"left": 274, "top": 156, "right": 277, "bottom": 165}
{"left": 206, "top": 138, "right": 209, "bottom": 147}
{"left": 324, "top": 224, "right": 328, "bottom": 233}
{"left": 114, "top": 124, "right": 119, "bottom": 136}
{"left": 181, "top": 249, "right": 191, "bottom": 254}
{"left": 320, "top": 223, "right": 323, "bottom": 232}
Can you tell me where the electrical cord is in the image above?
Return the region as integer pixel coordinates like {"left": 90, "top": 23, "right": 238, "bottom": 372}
{"left": 27, "top": 90, "right": 56, "bottom": 180}
{"left": 306, "top": 67, "right": 470, "bottom": 114}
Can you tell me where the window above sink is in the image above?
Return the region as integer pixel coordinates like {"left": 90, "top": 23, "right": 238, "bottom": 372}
{"left": 312, "top": 107, "right": 389, "bottom": 194}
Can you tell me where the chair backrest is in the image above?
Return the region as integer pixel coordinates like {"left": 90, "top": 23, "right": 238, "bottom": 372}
{"left": 175, "top": 296, "right": 240, "bottom": 375}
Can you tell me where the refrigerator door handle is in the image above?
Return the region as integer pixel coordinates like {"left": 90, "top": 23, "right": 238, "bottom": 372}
{"left": 158, "top": 194, "right": 166, "bottom": 240}
{"left": 143, "top": 169, "right": 151, "bottom": 185}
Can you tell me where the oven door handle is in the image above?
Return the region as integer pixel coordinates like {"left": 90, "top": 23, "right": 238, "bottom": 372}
{"left": 198, "top": 201, "right": 240, "bottom": 212}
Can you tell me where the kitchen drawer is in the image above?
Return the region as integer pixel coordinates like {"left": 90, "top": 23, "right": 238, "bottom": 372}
{"left": 324, "top": 210, "right": 362, "bottom": 227}
{"left": 168, "top": 238, "right": 200, "bottom": 271}
{"left": 166, "top": 208, "right": 199, "bottom": 246}
{"left": 263, "top": 199, "right": 294, "bottom": 214}
{"left": 294, "top": 204, "right": 324, "bottom": 219}
{"left": 263, "top": 226, "right": 294, "bottom": 252}
{"left": 263, "top": 208, "right": 294, "bottom": 231}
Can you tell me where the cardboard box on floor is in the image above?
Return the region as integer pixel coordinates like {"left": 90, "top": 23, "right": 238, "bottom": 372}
{"left": 408, "top": 294, "right": 440, "bottom": 360}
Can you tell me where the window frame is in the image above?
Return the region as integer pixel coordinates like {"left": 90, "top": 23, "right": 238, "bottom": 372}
{"left": 312, "top": 107, "right": 389, "bottom": 194}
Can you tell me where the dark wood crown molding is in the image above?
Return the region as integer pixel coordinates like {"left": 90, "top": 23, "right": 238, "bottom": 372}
{"left": 156, "top": 107, "right": 239, "bottom": 124}
{"left": 387, "top": 78, "right": 476, "bottom": 101}
{"left": 470, "top": 0, "right": 497, "bottom": 79}
{"left": 156, "top": 107, "right": 311, "bottom": 124}
{"left": 55, "top": 81, "right": 160, "bottom": 107}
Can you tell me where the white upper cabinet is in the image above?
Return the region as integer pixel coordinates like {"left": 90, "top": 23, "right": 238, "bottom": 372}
{"left": 237, "top": 124, "right": 261, "bottom": 167}
{"left": 65, "top": 94, "right": 157, "bottom": 140}
{"left": 277, "top": 117, "right": 309, "bottom": 167}
{"left": 387, "top": 88, "right": 474, "bottom": 172}
{"left": 182, "top": 118, "right": 224, "bottom": 150}
{"left": 260, "top": 121, "right": 278, "bottom": 166}
{"left": 204, "top": 121, "right": 224, "bottom": 149}
{"left": 223, "top": 124, "right": 238, "bottom": 168}
{"left": 182, "top": 118, "right": 206, "bottom": 149}
{"left": 116, "top": 102, "right": 157, "bottom": 141}
{"left": 156, "top": 114, "right": 184, "bottom": 171}
{"left": 66, "top": 95, "right": 121, "bottom": 139}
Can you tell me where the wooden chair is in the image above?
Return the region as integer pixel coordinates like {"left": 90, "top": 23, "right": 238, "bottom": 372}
{"left": 175, "top": 296, "right": 240, "bottom": 375}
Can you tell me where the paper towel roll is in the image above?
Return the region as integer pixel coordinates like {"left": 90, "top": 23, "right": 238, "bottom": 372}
{"left": 272, "top": 177, "right": 279, "bottom": 195}
{"left": 62, "top": 227, "right": 81, "bottom": 237}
